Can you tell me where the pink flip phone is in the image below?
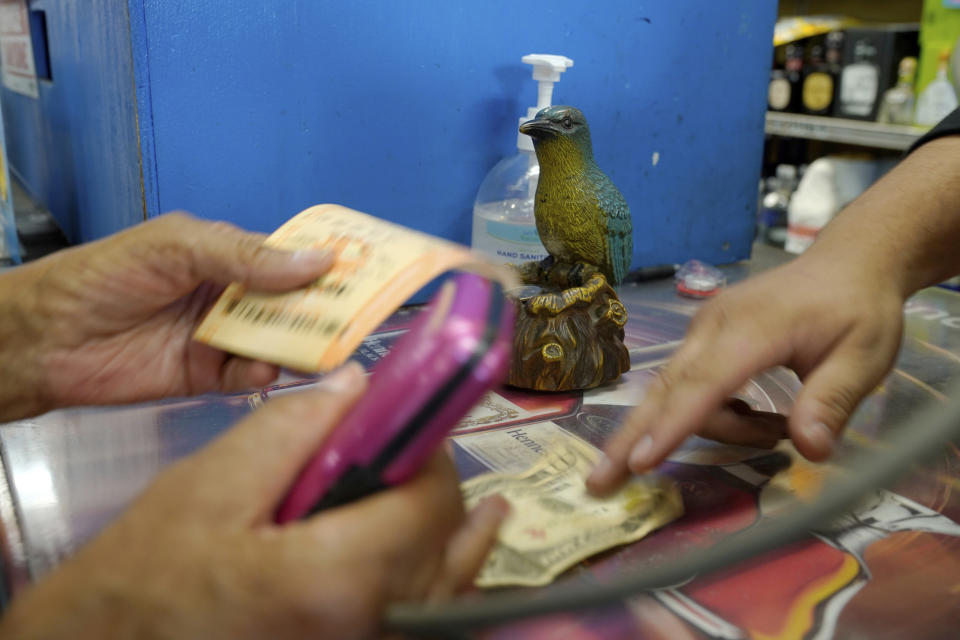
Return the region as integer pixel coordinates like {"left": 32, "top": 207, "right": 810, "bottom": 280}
{"left": 275, "top": 272, "right": 514, "bottom": 523}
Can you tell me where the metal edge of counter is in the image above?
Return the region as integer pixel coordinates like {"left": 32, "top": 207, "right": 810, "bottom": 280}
{"left": 0, "top": 442, "right": 30, "bottom": 607}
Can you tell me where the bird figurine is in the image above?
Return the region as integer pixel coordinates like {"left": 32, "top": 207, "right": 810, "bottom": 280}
{"left": 519, "top": 105, "right": 633, "bottom": 285}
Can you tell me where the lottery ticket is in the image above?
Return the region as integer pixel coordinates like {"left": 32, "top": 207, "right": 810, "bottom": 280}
{"left": 194, "top": 203, "right": 514, "bottom": 372}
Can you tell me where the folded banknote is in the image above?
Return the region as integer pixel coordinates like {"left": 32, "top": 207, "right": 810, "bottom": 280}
{"left": 463, "top": 437, "right": 683, "bottom": 588}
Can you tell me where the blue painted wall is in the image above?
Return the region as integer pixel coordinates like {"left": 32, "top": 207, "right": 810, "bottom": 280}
{"left": 0, "top": 0, "right": 143, "bottom": 241}
{"left": 137, "top": 0, "right": 775, "bottom": 268}
{"left": 5, "top": 0, "right": 775, "bottom": 270}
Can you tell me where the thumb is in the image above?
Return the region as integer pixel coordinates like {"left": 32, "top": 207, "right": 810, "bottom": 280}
{"left": 428, "top": 495, "right": 510, "bottom": 601}
{"left": 164, "top": 213, "right": 335, "bottom": 291}
{"left": 169, "top": 361, "right": 368, "bottom": 524}
{"left": 789, "top": 343, "right": 892, "bottom": 461}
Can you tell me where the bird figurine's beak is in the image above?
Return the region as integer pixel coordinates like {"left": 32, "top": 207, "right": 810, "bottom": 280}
{"left": 519, "top": 118, "right": 556, "bottom": 139}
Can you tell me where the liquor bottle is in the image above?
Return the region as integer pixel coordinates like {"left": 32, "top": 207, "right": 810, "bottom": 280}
{"left": 758, "top": 165, "right": 798, "bottom": 248}
{"left": 825, "top": 31, "right": 845, "bottom": 69}
{"left": 823, "top": 31, "right": 845, "bottom": 113}
{"left": 784, "top": 43, "right": 805, "bottom": 112}
{"left": 802, "top": 40, "right": 835, "bottom": 115}
{"left": 837, "top": 26, "right": 919, "bottom": 121}
{"left": 876, "top": 57, "right": 917, "bottom": 125}
{"left": 768, "top": 66, "right": 792, "bottom": 112}
{"left": 915, "top": 50, "right": 959, "bottom": 126}
{"left": 839, "top": 36, "right": 880, "bottom": 119}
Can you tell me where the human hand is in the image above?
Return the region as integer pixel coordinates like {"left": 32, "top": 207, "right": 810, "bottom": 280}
{"left": 587, "top": 252, "right": 906, "bottom": 494}
{"left": 0, "top": 363, "right": 507, "bottom": 640}
{"left": 8, "top": 213, "right": 332, "bottom": 418}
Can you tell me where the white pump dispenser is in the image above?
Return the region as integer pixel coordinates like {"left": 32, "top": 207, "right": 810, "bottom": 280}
{"left": 471, "top": 54, "right": 573, "bottom": 266}
{"left": 516, "top": 54, "right": 574, "bottom": 153}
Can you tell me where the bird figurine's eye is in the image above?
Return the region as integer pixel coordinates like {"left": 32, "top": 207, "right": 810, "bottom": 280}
{"left": 562, "top": 117, "right": 573, "bottom": 129}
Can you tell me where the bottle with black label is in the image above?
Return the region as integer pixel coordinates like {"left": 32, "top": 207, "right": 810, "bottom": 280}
{"left": 783, "top": 43, "right": 805, "bottom": 112}
{"left": 802, "top": 40, "right": 834, "bottom": 115}
{"left": 825, "top": 31, "right": 844, "bottom": 70}
{"left": 837, "top": 25, "right": 919, "bottom": 121}
{"left": 839, "top": 37, "right": 880, "bottom": 119}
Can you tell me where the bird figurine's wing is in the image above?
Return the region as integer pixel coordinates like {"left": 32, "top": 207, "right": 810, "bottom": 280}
{"left": 592, "top": 168, "right": 633, "bottom": 285}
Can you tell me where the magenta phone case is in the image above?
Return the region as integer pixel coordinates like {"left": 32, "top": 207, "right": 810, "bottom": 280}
{"left": 275, "top": 272, "right": 514, "bottom": 523}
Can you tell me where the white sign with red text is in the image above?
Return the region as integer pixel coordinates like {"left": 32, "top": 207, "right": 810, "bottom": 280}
{"left": 0, "top": 0, "right": 38, "bottom": 98}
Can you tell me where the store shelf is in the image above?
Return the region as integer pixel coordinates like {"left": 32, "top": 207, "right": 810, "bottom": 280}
{"left": 765, "top": 112, "right": 929, "bottom": 151}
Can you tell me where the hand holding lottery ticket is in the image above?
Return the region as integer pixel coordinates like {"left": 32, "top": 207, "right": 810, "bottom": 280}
{"left": 194, "top": 204, "right": 514, "bottom": 372}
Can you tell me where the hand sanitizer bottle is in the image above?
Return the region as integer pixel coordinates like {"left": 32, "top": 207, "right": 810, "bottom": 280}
{"left": 471, "top": 54, "right": 573, "bottom": 266}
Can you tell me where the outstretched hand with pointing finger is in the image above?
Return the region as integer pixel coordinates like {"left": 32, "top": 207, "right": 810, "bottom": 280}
{"left": 587, "top": 251, "right": 904, "bottom": 495}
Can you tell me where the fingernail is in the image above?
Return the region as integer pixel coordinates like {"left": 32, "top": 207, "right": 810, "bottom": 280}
{"left": 480, "top": 495, "right": 511, "bottom": 520}
{"left": 316, "top": 361, "right": 365, "bottom": 394}
{"left": 801, "top": 421, "right": 835, "bottom": 456}
{"left": 589, "top": 453, "right": 615, "bottom": 484}
{"left": 628, "top": 434, "right": 654, "bottom": 471}
{"left": 290, "top": 249, "right": 334, "bottom": 267}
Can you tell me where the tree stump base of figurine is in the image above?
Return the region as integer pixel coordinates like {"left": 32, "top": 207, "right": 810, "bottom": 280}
{"left": 506, "top": 260, "right": 630, "bottom": 392}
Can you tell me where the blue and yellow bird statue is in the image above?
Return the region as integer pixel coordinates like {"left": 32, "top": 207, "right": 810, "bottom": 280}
{"left": 519, "top": 105, "right": 633, "bottom": 285}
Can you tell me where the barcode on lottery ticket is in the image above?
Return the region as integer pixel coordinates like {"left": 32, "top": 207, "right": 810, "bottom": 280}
{"left": 224, "top": 298, "right": 342, "bottom": 336}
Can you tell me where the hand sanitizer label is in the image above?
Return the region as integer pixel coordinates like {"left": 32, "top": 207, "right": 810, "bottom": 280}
{"left": 471, "top": 210, "right": 549, "bottom": 266}
{"left": 485, "top": 219, "right": 544, "bottom": 245}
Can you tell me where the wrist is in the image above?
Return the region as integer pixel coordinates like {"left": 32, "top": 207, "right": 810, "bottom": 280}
{"left": 894, "top": 136, "right": 960, "bottom": 293}
{"left": 0, "top": 565, "right": 120, "bottom": 640}
{"left": 0, "top": 262, "right": 55, "bottom": 421}
{"left": 799, "top": 232, "right": 910, "bottom": 307}
{"left": 803, "top": 136, "right": 960, "bottom": 301}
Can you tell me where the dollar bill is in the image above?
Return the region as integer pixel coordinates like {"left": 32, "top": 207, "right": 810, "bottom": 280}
{"left": 463, "top": 437, "right": 683, "bottom": 588}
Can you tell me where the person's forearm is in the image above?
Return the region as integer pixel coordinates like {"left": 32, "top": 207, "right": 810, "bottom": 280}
{"left": 0, "top": 261, "right": 52, "bottom": 422}
{"left": 804, "top": 136, "right": 960, "bottom": 299}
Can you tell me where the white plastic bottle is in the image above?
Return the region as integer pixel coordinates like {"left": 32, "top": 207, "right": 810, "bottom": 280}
{"left": 471, "top": 54, "right": 573, "bottom": 266}
{"left": 915, "top": 50, "right": 958, "bottom": 126}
